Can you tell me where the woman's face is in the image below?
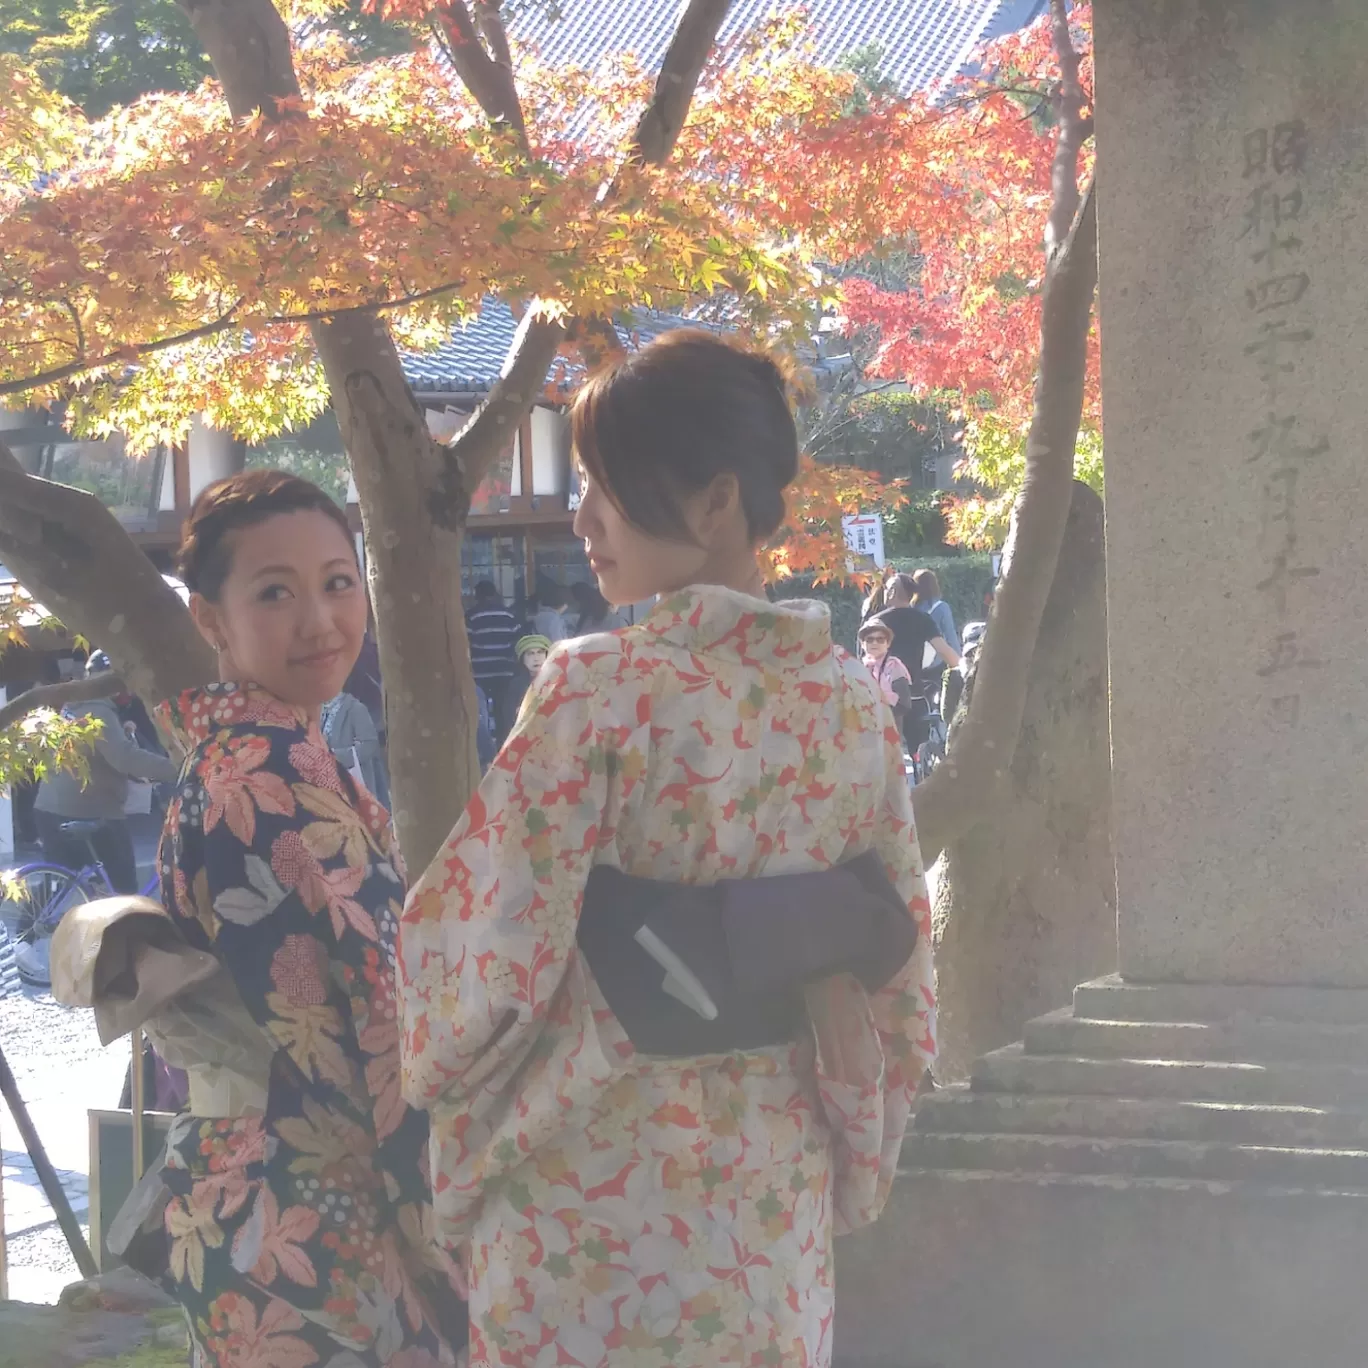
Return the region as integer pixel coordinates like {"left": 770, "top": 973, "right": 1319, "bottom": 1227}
{"left": 521, "top": 646, "right": 549, "bottom": 673}
{"left": 571, "top": 468, "right": 744, "bottom": 606}
{"left": 190, "top": 510, "right": 367, "bottom": 714}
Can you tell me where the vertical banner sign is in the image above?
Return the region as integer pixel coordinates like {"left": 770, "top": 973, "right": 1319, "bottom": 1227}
{"left": 841, "top": 513, "right": 886, "bottom": 571}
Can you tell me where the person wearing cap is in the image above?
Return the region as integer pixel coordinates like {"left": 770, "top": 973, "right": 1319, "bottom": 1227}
{"left": 858, "top": 618, "right": 914, "bottom": 722}
{"left": 500, "top": 633, "right": 552, "bottom": 737}
{"left": 33, "top": 649, "right": 179, "bottom": 893}
{"left": 873, "top": 572, "right": 961, "bottom": 684}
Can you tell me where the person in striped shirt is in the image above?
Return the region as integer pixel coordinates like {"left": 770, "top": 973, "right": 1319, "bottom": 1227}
{"left": 466, "top": 580, "right": 522, "bottom": 740}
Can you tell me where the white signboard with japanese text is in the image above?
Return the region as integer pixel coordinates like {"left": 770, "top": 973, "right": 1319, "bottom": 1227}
{"left": 841, "top": 513, "right": 886, "bottom": 570}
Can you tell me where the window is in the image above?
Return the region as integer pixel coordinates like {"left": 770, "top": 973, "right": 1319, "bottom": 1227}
{"left": 462, "top": 533, "right": 525, "bottom": 606}
{"left": 248, "top": 413, "right": 349, "bottom": 506}
{"left": 532, "top": 538, "right": 593, "bottom": 593}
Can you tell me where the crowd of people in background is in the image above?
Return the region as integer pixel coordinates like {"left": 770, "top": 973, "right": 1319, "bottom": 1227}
{"left": 466, "top": 576, "right": 628, "bottom": 761}
{"left": 15, "top": 563, "right": 969, "bottom": 880}
{"left": 32, "top": 649, "right": 179, "bottom": 892}
{"left": 316, "top": 575, "right": 631, "bottom": 787}
{"left": 861, "top": 567, "right": 963, "bottom": 761}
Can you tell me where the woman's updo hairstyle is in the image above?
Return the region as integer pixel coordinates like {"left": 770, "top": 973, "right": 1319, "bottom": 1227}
{"left": 571, "top": 328, "right": 799, "bottom": 544}
{"left": 177, "top": 469, "right": 355, "bottom": 602}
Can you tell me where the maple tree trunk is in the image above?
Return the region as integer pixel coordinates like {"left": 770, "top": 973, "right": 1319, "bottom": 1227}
{"left": 310, "top": 313, "right": 484, "bottom": 872}
{"left": 911, "top": 181, "right": 1097, "bottom": 863}
{"left": 911, "top": 0, "right": 1096, "bottom": 864}
{"left": 932, "top": 481, "right": 1114, "bottom": 1080}
{"left": 174, "top": 0, "right": 475, "bottom": 870}
{"left": 0, "top": 440, "right": 213, "bottom": 714}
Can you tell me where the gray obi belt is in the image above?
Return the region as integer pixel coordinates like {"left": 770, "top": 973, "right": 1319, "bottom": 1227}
{"left": 576, "top": 851, "right": 917, "bottom": 1057}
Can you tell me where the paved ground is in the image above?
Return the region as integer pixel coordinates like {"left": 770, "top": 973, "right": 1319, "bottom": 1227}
{"left": 1, "top": 819, "right": 157, "bottom": 1303}
{"left": 1, "top": 984, "right": 129, "bottom": 1303}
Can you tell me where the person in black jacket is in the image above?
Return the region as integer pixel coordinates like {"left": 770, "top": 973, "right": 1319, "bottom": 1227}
{"left": 872, "top": 573, "right": 961, "bottom": 685}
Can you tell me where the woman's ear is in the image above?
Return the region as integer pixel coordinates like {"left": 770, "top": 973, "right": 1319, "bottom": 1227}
{"left": 188, "top": 592, "right": 224, "bottom": 653}
{"left": 698, "top": 472, "right": 741, "bottom": 537}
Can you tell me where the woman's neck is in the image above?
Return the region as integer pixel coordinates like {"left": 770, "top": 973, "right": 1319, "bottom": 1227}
{"left": 680, "top": 547, "right": 766, "bottom": 599}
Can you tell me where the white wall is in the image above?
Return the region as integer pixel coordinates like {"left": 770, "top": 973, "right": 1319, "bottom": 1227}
{"left": 188, "top": 416, "right": 244, "bottom": 499}
{"left": 158, "top": 450, "right": 177, "bottom": 512}
{"left": 530, "top": 407, "right": 570, "bottom": 499}
{"left": 159, "top": 416, "right": 246, "bottom": 511}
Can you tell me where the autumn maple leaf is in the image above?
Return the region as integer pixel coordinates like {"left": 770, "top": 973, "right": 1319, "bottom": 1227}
{"left": 232, "top": 1186, "right": 321, "bottom": 1287}
{"left": 214, "top": 1294, "right": 316, "bottom": 1368}
{"left": 202, "top": 734, "right": 296, "bottom": 844}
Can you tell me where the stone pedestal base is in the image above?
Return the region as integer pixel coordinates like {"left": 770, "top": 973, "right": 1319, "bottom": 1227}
{"left": 833, "top": 976, "right": 1368, "bottom": 1367}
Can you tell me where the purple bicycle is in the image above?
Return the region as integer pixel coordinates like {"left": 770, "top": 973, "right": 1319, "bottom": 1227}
{"left": 2, "top": 818, "right": 159, "bottom": 987}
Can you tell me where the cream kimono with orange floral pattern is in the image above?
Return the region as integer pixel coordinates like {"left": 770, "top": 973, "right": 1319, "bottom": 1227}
{"left": 398, "top": 586, "right": 935, "bottom": 1368}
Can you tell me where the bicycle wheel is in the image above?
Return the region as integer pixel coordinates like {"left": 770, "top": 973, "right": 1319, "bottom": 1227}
{"left": 2, "top": 863, "right": 95, "bottom": 945}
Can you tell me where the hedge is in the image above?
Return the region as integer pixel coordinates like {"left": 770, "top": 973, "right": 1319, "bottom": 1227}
{"left": 772, "top": 553, "right": 994, "bottom": 654}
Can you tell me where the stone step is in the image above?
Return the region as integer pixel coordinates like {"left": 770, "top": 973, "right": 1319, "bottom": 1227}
{"left": 1073, "top": 974, "right": 1368, "bottom": 1026}
{"left": 1024, "top": 1006, "right": 1368, "bottom": 1064}
{"left": 840, "top": 1168, "right": 1368, "bottom": 1368}
{"left": 973, "top": 1042, "right": 1368, "bottom": 1107}
{"left": 902, "top": 1129, "right": 1368, "bottom": 1189}
{"left": 913, "top": 1085, "right": 1368, "bottom": 1148}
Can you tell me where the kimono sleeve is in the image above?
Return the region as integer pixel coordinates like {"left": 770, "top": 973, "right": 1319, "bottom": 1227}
{"left": 397, "top": 651, "right": 614, "bottom": 1111}
{"left": 186, "top": 724, "right": 432, "bottom": 1207}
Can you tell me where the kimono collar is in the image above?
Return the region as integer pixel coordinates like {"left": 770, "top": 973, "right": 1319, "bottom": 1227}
{"left": 638, "top": 585, "right": 834, "bottom": 669}
{"left": 156, "top": 681, "right": 314, "bottom": 752}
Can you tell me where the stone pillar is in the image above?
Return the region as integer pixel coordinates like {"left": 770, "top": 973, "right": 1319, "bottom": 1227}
{"left": 1096, "top": 0, "right": 1368, "bottom": 986}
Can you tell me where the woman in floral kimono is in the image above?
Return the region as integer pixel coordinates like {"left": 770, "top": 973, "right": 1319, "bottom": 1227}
{"left": 156, "top": 471, "right": 465, "bottom": 1367}
{"left": 398, "top": 331, "right": 937, "bottom": 1368}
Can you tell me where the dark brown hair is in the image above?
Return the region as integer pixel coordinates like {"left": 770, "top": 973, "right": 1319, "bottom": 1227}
{"left": 571, "top": 329, "right": 799, "bottom": 543}
{"left": 911, "top": 568, "right": 942, "bottom": 604}
{"left": 888, "top": 572, "right": 918, "bottom": 603}
{"left": 176, "top": 469, "right": 355, "bottom": 601}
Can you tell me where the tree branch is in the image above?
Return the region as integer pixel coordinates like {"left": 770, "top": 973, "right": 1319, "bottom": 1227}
{"left": 0, "top": 279, "right": 476, "bottom": 400}
{"left": 0, "top": 450, "right": 215, "bottom": 709}
{"left": 913, "top": 177, "right": 1096, "bottom": 863}
{"left": 441, "top": 305, "right": 565, "bottom": 490}
{"left": 0, "top": 305, "right": 243, "bottom": 398}
{"left": 629, "top": 0, "right": 733, "bottom": 165}
{"left": 444, "top": 0, "right": 734, "bottom": 488}
{"left": 431, "top": 0, "right": 527, "bottom": 148}
{"left": 1044, "top": 0, "right": 1088, "bottom": 254}
{"left": 0, "top": 673, "right": 125, "bottom": 733}
{"left": 473, "top": 1, "right": 513, "bottom": 71}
